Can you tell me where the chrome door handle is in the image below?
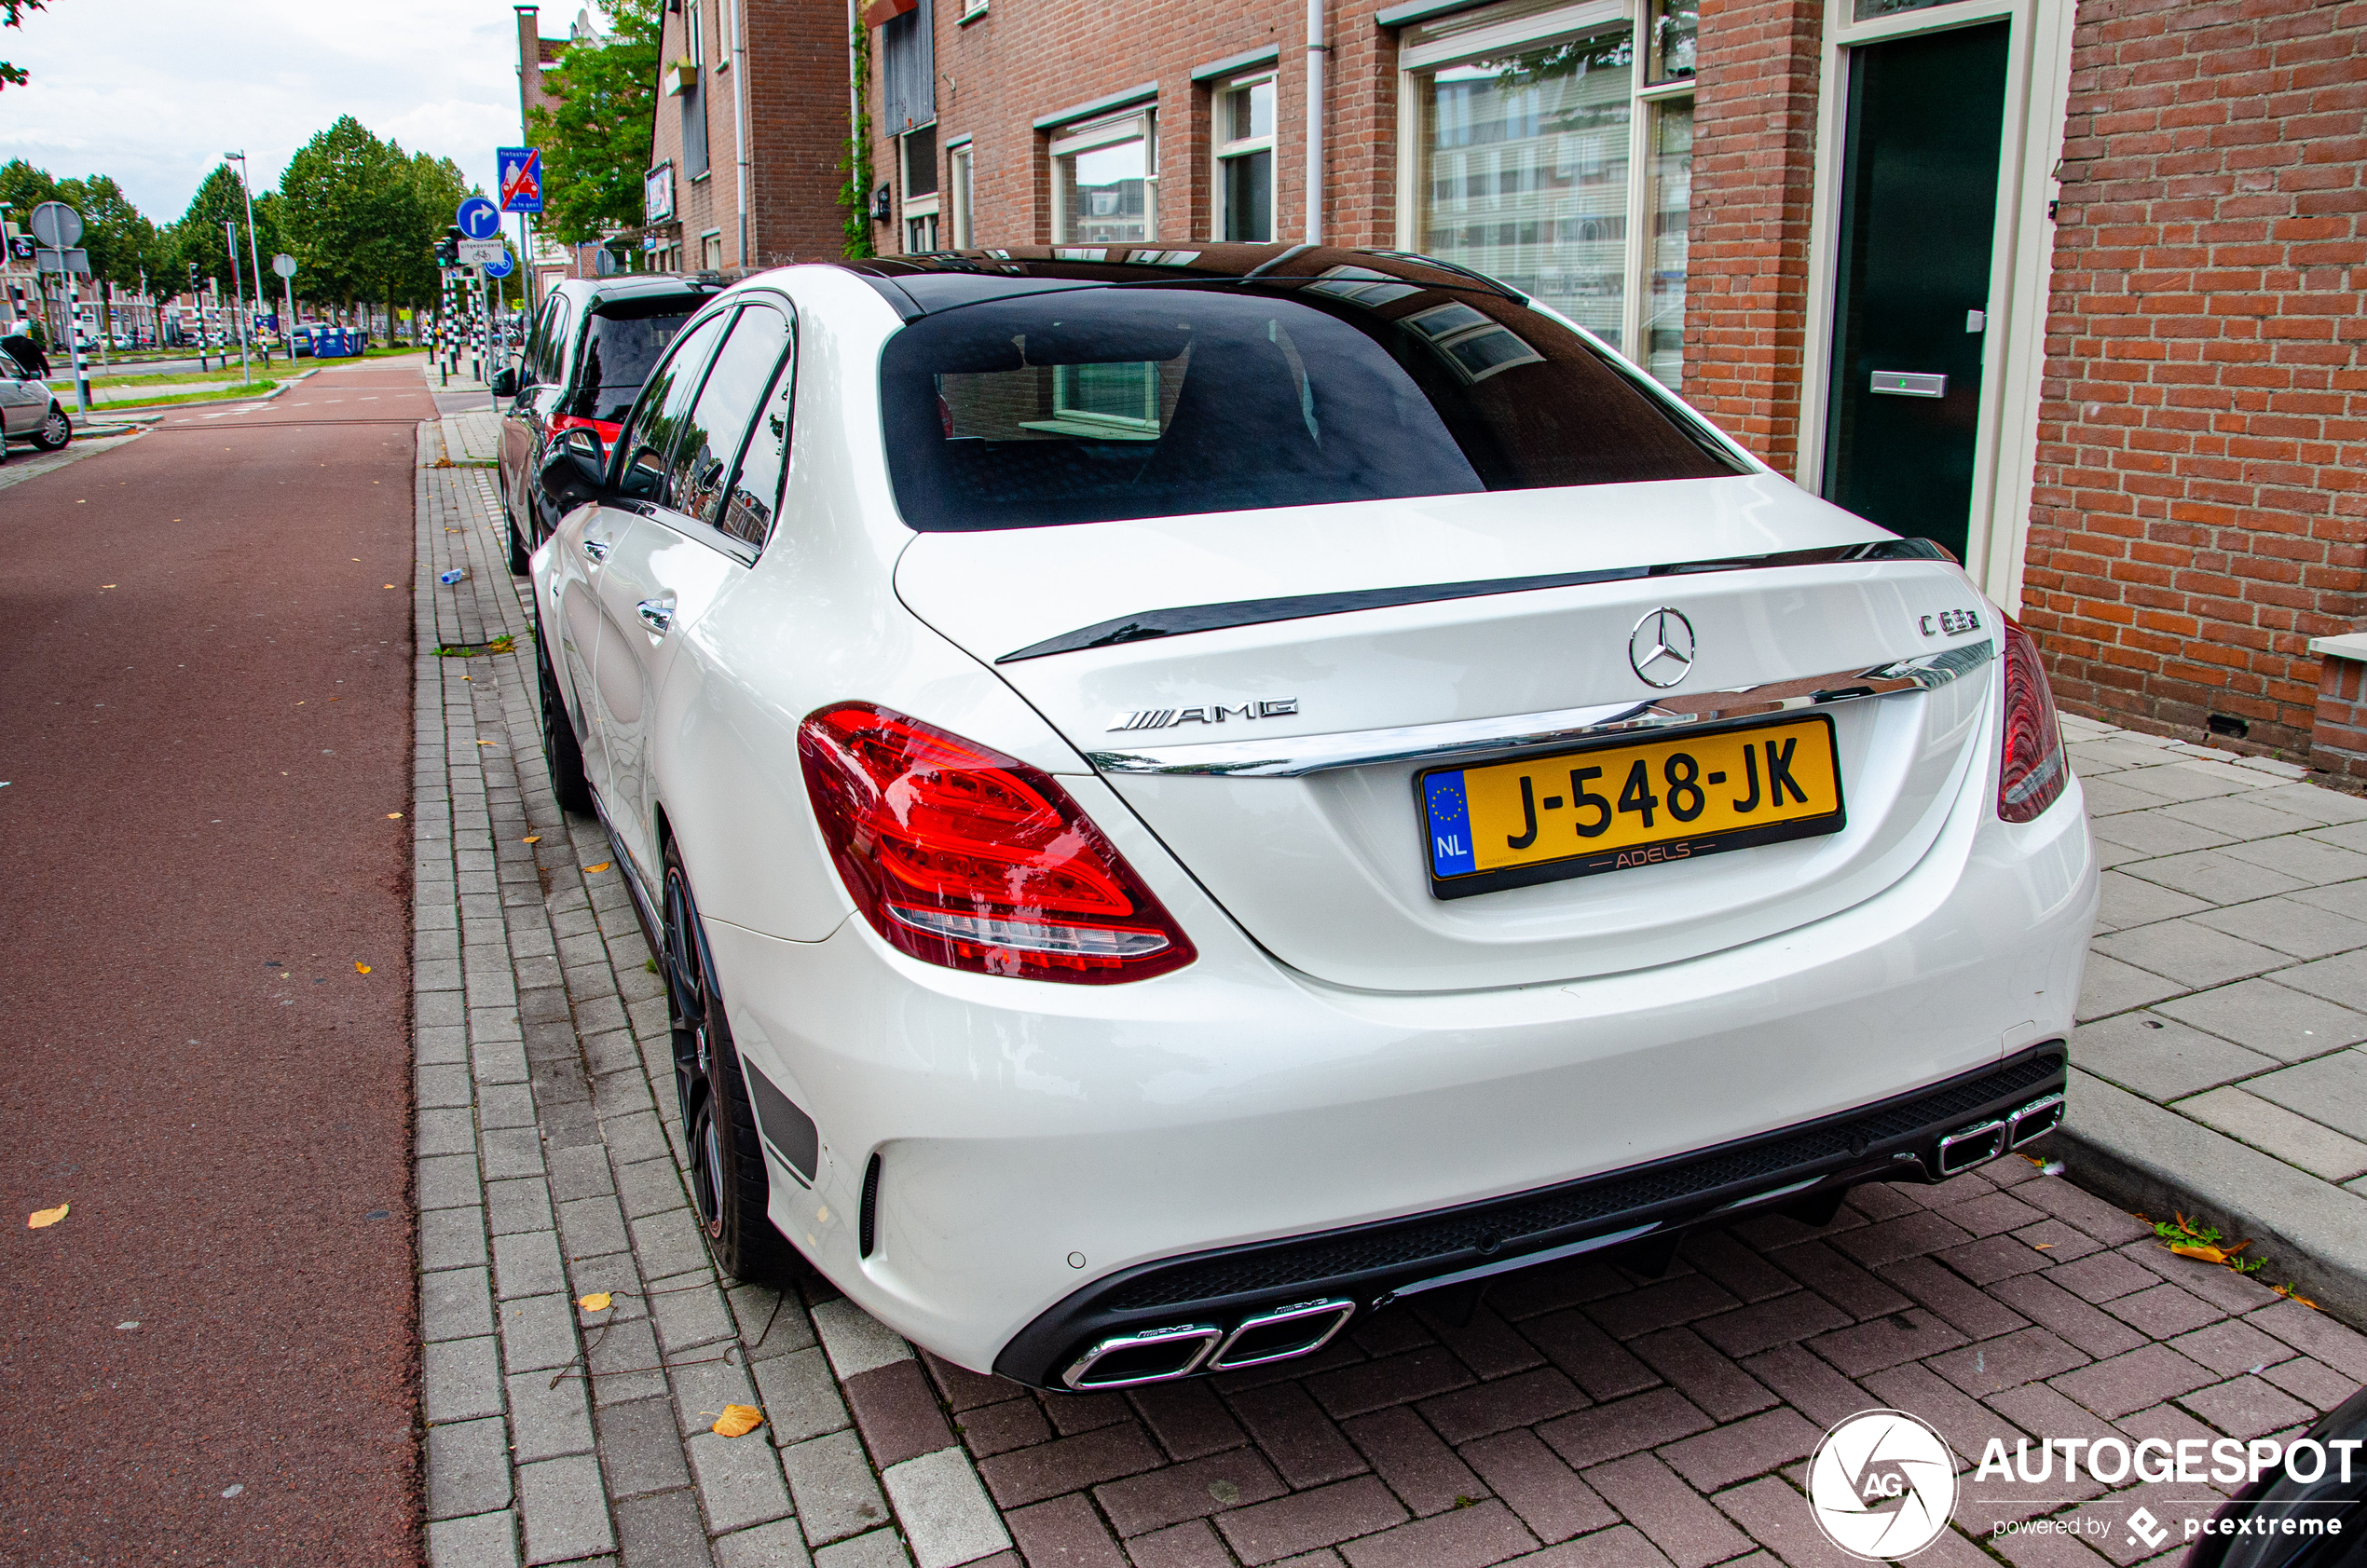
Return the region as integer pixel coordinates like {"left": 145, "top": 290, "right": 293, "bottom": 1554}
{"left": 581, "top": 538, "right": 611, "bottom": 563}
{"left": 637, "top": 599, "right": 674, "bottom": 634}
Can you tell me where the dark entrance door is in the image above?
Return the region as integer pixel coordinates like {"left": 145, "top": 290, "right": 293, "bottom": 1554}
{"left": 1821, "top": 20, "right": 2011, "bottom": 564}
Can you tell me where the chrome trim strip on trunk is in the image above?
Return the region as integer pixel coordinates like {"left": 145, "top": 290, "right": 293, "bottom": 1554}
{"left": 1086, "top": 639, "right": 1994, "bottom": 778}
{"left": 997, "top": 537, "right": 1954, "bottom": 663}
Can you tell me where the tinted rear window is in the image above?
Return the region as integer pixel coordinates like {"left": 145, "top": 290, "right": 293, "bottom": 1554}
{"left": 568, "top": 301, "right": 695, "bottom": 423}
{"left": 879, "top": 280, "right": 1742, "bottom": 532}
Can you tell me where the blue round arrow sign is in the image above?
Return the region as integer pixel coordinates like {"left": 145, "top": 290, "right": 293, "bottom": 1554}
{"left": 456, "top": 196, "right": 500, "bottom": 240}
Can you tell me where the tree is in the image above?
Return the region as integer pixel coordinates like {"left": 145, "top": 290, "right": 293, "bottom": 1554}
{"left": 280, "top": 117, "right": 405, "bottom": 324}
{"left": 2, "top": 0, "right": 46, "bottom": 93}
{"left": 0, "top": 156, "right": 56, "bottom": 225}
{"left": 174, "top": 163, "right": 269, "bottom": 293}
{"left": 529, "top": 0, "right": 660, "bottom": 246}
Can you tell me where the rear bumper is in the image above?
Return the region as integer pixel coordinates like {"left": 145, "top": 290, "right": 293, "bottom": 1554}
{"left": 992, "top": 1041, "right": 2066, "bottom": 1389}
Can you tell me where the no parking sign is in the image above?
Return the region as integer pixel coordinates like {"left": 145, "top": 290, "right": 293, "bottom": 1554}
{"left": 498, "top": 148, "right": 543, "bottom": 214}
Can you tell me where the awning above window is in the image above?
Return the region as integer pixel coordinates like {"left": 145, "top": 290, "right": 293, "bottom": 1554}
{"left": 861, "top": 0, "right": 916, "bottom": 28}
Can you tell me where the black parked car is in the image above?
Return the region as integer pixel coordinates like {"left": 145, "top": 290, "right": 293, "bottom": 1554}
{"left": 496, "top": 274, "right": 723, "bottom": 573}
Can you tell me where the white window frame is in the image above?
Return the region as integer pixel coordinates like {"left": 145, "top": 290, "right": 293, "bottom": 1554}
{"left": 1396, "top": 1, "right": 1694, "bottom": 373}
{"left": 701, "top": 229, "right": 723, "bottom": 272}
{"left": 1793, "top": 0, "right": 2073, "bottom": 610}
{"left": 947, "top": 138, "right": 975, "bottom": 247}
{"left": 1211, "top": 72, "right": 1278, "bottom": 244}
{"left": 1050, "top": 108, "right": 1157, "bottom": 246}
{"left": 685, "top": 0, "right": 704, "bottom": 67}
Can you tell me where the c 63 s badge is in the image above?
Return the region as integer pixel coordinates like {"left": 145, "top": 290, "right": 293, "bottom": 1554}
{"left": 1921, "top": 608, "right": 1981, "bottom": 636}
{"left": 1109, "top": 699, "right": 1298, "bottom": 732}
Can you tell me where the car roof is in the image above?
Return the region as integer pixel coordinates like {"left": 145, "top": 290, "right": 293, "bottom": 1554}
{"left": 827, "top": 243, "right": 1526, "bottom": 320}
{"left": 556, "top": 273, "right": 723, "bottom": 313}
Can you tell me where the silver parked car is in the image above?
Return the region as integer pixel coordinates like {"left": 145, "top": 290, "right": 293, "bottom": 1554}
{"left": 0, "top": 355, "right": 69, "bottom": 451}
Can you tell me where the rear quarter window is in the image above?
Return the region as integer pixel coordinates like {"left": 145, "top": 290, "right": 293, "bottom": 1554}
{"left": 568, "top": 300, "right": 696, "bottom": 424}
{"left": 879, "top": 280, "right": 1744, "bottom": 532}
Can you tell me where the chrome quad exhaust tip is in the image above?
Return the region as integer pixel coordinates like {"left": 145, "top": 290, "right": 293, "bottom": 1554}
{"left": 1936, "top": 1091, "right": 2066, "bottom": 1177}
{"left": 1060, "top": 1298, "right": 1357, "bottom": 1390}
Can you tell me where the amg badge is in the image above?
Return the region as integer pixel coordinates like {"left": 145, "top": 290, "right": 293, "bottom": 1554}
{"left": 1108, "top": 698, "right": 1299, "bottom": 732}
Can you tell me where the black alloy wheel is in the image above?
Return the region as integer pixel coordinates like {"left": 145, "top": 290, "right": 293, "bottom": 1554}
{"left": 32, "top": 404, "right": 69, "bottom": 451}
{"left": 534, "top": 609, "right": 594, "bottom": 814}
{"left": 660, "top": 840, "right": 790, "bottom": 1282}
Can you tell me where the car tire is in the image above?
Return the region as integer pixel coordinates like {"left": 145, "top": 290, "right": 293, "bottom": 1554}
{"left": 662, "top": 839, "right": 793, "bottom": 1284}
{"left": 32, "top": 404, "right": 69, "bottom": 451}
{"left": 506, "top": 505, "right": 530, "bottom": 576}
{"left": 535, "top": 608, "right": 595, "bottom": 814}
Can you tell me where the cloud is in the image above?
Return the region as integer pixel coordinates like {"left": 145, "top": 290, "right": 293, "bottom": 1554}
{"left": 0, "top": 0, "right": 540, "bottom": 219}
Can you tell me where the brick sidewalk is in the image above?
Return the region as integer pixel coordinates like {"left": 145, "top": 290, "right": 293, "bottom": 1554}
{"left": 411, "top": 401, "right": 2367, "bottom": 1567}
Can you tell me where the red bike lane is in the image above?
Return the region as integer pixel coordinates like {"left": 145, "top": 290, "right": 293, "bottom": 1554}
{"left": 0, "top": 361, "right": 431, "bottom": 1564}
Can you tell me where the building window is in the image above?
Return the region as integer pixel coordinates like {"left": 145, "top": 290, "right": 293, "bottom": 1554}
{"left": 1643, "top": 99, "right": 1691, "bottom": 389}
{"left": 949, "top": 143, "right": 975, "bottom": 246}
{"left": 1402, "top": 1, "right": 1694, "bottom": 390}
{"left": 881, "top": 0, "right": 937, "bottom": 132}
{"left": 702, "top": 230, "right": 724, "bottom": 272}
{"left": 1052, "top": 107, "right": 1155, "bottom": 246}
{"left": 904, "top": 207, "right": 940, "bottom": 252}
{"left": 685, "top": 0, "right": 703, "bottom": 65}
{"left": 1213, "top": 75, "right": 1276, "bottom": 243}
{"left": 903, "top": 124, "right": 938, "bottom": 197}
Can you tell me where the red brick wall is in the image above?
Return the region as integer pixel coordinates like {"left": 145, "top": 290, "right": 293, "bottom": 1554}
{"left": 2313, "top": 651, "right": 2367, "bottom": 780}
{"left": 747, "top": 0, "right": 853, "bottom": 266}
{"left": 2021, "top": 0, "right": 2367, "bottom": 752}
{"left": 871, "top": 0, "right": 1399, "bottom": 254}
{"left": 1683, "top": 0, "right": 1824, "bottom": 473}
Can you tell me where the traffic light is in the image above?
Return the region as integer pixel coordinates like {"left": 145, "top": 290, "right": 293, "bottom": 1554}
{"left": 188, "top": 262, "right": 200, "bottom": 295}
{"left": 432, "top": 225, "right": 463, "bottom": 267}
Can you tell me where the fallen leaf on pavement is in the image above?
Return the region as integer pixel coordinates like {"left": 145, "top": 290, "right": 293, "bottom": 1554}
{"left": 713, "top": 1404, "right": 764, "bottom": 1438}
{"left": 28, "top": 1204, "right": 67, "bottom": 1229}
{"left": 384, "top": 584, "right": 395, "bottom": 590}
{"left": 523, "top": 835, "right": 540, "bottom": 844}
{"left": 578, "top": 1292, "right": 612, "bottom": 1312}
{"left": 355, "top": 961, "right": 372, "bottom": 974}
{"left": 388, "top": 812, "right": 403, "bottom": 819}
{"left": 2169, "top": 1241, "right": 2248, "bottom": 1265}
{"left": 584, "top": 862, "right": 611, "bottom": 874}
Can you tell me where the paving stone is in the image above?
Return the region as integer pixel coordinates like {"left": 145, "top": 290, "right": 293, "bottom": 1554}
{"left": 1517, "top": 1310, "right": 1659, "bottom": 1402}
{"left": 1535, "top": 1389, "right": 1712, "bottom": 1472}
{"left": 2094, "top": 872, "right": 2213, "bottom": 934}
{"left": 487, "top": 1176, "right": 556, "bottom": 1237}
{"left": 518, "top": 1454, "right": 617, "bottom": 1564}
{"left": 2243, "top": 1049, "right": 2367, "bottom": 1143}
{"left": 2076, "top": 953, "right": 2188, "bottom": 1021}
{"left": 1830, "top": 1210, "right": 1977, "bottom": 1270}
{"left": 1416, "top": 1302, "right": 1551, "bottom": 1381}
{"left": 2189, "top": 895, "right": 2367, "bottom": 961}
{"left": 689, "top": 1428, "right": 796, "bottom": 1534}
{"left": 1415, "top": 1368, "right": 1588, "bottom": 1447}
{"left": 843, "top": 1359, "right": 957, "bottom": 1468}
{"left": 1655, "top": 1406, "right": 1819, "bottom": 1493}
{"left": 713, "top": 1519, "right": 817, "bottom": 1568}
{"left": 2048, "top": 1343, "right": 2216, "bottom": 1420}
{"left": 493, "top": 1229, "right": 568, "bottom": 1301}
{"left": 2260, "top": 1356, "right": 2358, "bottom": 1410}
{"left": 1709, "top": 1475, "right": 1859, "bottom": 1568}
{"left": 670, "top": 1348, "right": 761, "bottom": 1438}
{"left": 425, "top": 1335, "right": 507, "bottom": 1423}
{"left": 882, "top": 1447, "right": 1013, "bottom": 1568}
{"left": 2092, "top": 919, "right": 2290, "bottom": 989}
{"left": 614, "top": 1490, "right": 714, "bottom": 1568}
{"left": 1690, "top": 1289, "right": 1854, "bottom": 1360}
{"left": 1094, "top": 1446, "right": 1289, "bottom": 1536}
{"left": 1622, "top": 1329, "right": 1772, "bottom": 1422}
{"left": 427, "top": 1510, "right": 523, "bottom": 1568}
{"left": 1305, "top": 1346, "right": 1475, "bottom": 1422}
{"left": 429, "top": 1416, "right": 516, "bottom": 1522}
{"left": 1213, "top": 1475, "right": 1410, "bottom": 1566}
{"left": 811, "top": 1532, "right": 912, "bottom": 1568}
{"left": 509, "top": 1370, "right": 598, "bottom": 1465}
{"left": 1129, "top": 1380, "right": 1249, "bottom": 1462}
{"left": 1336, "top": 1497, "right": 1537, "bottom": 1568}
{"left": 810, "top": 1297, "right": 916, "bottom": 1381}
{"left": 786, "top": 1429, "right": 897, "bottom": 1545}
{"left": 1767, "top": 1241, "right": 1910, "bottom": 1321}
{"left": 422, "top": 1207, "right": 491, "bottom": 1273}
{"left": 2070, "top": 1014, "right": 2279, "bottom": 1101}
{"left": 1733, "top": 1345, "right": 1872, "bottom": 1430}
{"left": 650, "top": 1274, "right": 739, "bottom": 1357}
{"left": 2152, "top": 978, "right": 2367, "bottom": 1062}
{"left": 1984, "top": 1273, "right": 2149, "bottom": 1360}
{"left": 597, "top": 1394, "right": 693, "bottom": 1499}
{"left": 424, "top": 1266, "right": 498, "bottom": 1343}
{"left": 753, "top": 1344, "right": 855, "bottom": 1444}
{"left": 1043, "top": 1390, "right": 1132, "bottom": 1437}
{"left": 2247, "top": 1299, "right": 2367, "bottom": 1382}
{"left": 1004, "top": 1493, "right": 1125, "bottom": 1568}
{"left": 2176, "top": 1373, "right": 2319, "bottom": 1441}
{"left": 2090, "top": 807, "right": 2234, "bottom": 855}
{"left": 1340, "top": 1405, "right": 1486, "bottom": 1517}
{"left": 557, "top": 1194, "right": 630, "bottom": 1259}
{"left": 1577, "top": 1453, "right": 1751, "bottom": 1568}
{"left": 1580, "top": 1275, "right": 1740, "bottom": 1342}
{"left": 499, "top": 1292, "right": 579, "bottom": 1374}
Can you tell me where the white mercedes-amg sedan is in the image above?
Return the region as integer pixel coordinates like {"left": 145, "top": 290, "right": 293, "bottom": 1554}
{"left": 524, "top": 243, "right": 2096, "bottom": 1393}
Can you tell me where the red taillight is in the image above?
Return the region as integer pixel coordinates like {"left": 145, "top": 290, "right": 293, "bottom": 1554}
{"left": 552, "top": 414, "right": 623, "bottom": 443}
{"left": 1998, "top": 619, "right": 2067, "bottom": 823}
{"left": 798, "top": 703, "right": 1197, "bottom": 984}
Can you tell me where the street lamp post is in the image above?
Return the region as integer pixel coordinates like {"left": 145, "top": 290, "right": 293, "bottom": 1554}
{"left": 226, "top": 152, "right": 270, "bottom": 367}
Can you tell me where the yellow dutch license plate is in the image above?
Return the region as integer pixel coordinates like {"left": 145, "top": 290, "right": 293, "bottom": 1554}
{"left": 1421, "top": 716, "right": 1845, "bottom": 898}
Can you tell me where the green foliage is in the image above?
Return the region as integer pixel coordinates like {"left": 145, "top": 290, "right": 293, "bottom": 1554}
{"left": 529, "top": 0, "right": 661, "bottom": 247}
{"left": 56, "top": 174, "right": 160, "bottom": 293}
{"left": 837, "top": 23, "right": 874, "bottom": 260}
{"left": 1, "top": 0, "right": 46, "bottom": 92}
{"left": 174, "top": 163, "right": 272, "bottom": 292}
{"left": 0, "top": 156, "right": 56, "bottom": 224}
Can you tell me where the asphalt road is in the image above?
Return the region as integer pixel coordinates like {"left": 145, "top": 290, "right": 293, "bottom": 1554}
{"left": 0, "top": 361, "right": 431, "bottom": 1564}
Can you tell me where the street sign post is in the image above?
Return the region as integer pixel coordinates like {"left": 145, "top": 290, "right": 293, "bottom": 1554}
{"left": 31, "top": 202, "right": 90, "bottom": 415}
{"left": 272, "top": 254, "right": 297, "bottom": 363}
{"left": 456, "top": 196, "right": 501, "bottom": 241}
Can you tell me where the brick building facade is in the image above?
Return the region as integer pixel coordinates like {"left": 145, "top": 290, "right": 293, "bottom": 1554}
{"left": 620, "top": 0, "right": 2360, "bottom": 768}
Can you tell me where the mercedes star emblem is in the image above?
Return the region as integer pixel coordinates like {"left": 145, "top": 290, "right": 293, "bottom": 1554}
{"left": 1629, "top": 607, "right": 1697, "bottom": 689}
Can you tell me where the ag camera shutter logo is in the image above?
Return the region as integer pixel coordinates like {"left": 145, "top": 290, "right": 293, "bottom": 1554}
{"left": 1808, "top": 1410, "right": 1958, "bottom": 1560}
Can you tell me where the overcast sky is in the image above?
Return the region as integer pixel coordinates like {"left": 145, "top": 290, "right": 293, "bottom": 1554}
{"left": 0, "top": 0, "right": 582, "bottom": 222}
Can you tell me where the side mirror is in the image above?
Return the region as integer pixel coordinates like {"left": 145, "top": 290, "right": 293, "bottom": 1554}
{"left": 540, "top": 427, "right": 608, "bottom": 511}
{"left": 490, "top": 365, "right": 519, "bottom": 398}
